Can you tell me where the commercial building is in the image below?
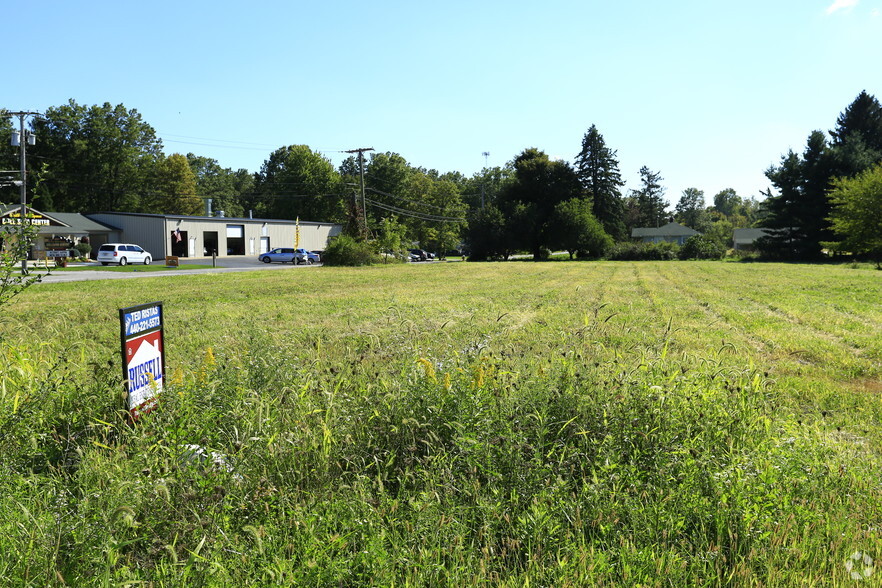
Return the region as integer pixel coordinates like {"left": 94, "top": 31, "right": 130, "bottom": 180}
{"left": 1, "top": 205, "right": 113, "bottom": 259}
{"left": 1, "top": 206, "right": 342, "bottom": 260}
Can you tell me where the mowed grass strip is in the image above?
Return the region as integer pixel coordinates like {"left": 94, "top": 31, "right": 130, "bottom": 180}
{"left": 1, "top": 261, "right": 881, "bottom": 586}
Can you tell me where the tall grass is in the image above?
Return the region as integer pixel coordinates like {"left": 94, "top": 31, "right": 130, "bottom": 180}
{"left": 1, "top": 262, "right": 881, "bottom": 585}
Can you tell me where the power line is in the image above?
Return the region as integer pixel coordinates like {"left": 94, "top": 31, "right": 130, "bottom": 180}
{"left": 365, "top": 186, "right": 450, "bottom": 212}
{"left": 365, "top": 198, "right": 465, "bottom": 222}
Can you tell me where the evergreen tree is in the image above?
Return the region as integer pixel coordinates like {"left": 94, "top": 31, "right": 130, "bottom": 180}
{"left": 574, "top": 125, "right": 626, "bottom": 240}
{"left": 629, "top": 166, "right": 668, "bottom": 228}
{"left": 830, "top": 90, "right": 882, "bottom": 154}
{"left": 758, "top": 150, "right": 809, "bottom": 258}
{"left": 759, "top": 92, "right": 882, "bottom": 260}
{"left": 828, "top": 91, "right": 882, "bottom": 179}
{"left": 674, "top": 188, "right": 705, "bottom": 229}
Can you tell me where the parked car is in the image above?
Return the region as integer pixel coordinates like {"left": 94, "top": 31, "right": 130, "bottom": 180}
{"left": 97, "top": 243, "right": 152, "bottom": 266}
{"left": 258, "top": 248, "right": 317, "bottom": 264}
{"left": 259, "top": 248, "right": 298, "bottom": 264}
{"left": 409, "top": 249, "right": 429, "bottom": 261}
{"left": 294, "top": 248, "right": 320, "bottom": 263}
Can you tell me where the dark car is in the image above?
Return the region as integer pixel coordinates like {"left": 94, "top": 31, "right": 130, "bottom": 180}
{"left": 408, "top": 249, "right": 429, "bottom": 261}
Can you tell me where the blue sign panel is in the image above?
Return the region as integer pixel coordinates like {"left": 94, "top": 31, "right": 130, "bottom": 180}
{"left": 122, "top": 304, "right": 163, "bottom": 338}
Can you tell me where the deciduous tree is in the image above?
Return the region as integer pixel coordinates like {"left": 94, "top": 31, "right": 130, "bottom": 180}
{"left": 186, "top": 154, "right": 252, "bottom": 217}
{"left": 546, "top": 198, "right": 612, "bottom": 259}
{"left": 255, "top": 145, "right": 342, "bottom": 222}
{"left": 498, "top": 148, "right": 582, "bottom": 258}
{"left": 31, "top": 100, "right": 163, "bottom": 212}
{"left": 826, "top": 163, "right": 882, "bottom": 266}
{"left": 151, "top": 153, "right": 200, "bottom": 215}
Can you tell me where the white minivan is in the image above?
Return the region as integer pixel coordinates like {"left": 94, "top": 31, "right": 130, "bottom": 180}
{"left": 97, "top": 243, "right": 153, "bottom": 266}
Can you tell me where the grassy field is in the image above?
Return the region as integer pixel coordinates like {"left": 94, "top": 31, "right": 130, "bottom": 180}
{"left": 1, "top": 261, "right": 881, "bottom": 586}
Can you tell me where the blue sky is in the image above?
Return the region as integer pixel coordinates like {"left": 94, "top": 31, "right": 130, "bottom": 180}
{"left": 8, "top": 0, "right": 882, "bottom": 205}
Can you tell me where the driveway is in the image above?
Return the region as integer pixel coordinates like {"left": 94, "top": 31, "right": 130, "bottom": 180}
{"left": 31, "top": 256, "right": 319, "bottom": 284}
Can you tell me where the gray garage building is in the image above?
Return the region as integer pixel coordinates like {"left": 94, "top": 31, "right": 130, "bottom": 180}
{"left": 85, "top": 212, "right": 342, "bottom": 260}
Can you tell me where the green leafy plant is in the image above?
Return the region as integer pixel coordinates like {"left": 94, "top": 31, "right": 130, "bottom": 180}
{"left": 321, "top": 234, "right": 377, "bottom": 266}
{"left": 0, "top": 220, "right": 45, "bottom": 309}
{"left": 678, "top": 235, "right": 724, "bottom": 260}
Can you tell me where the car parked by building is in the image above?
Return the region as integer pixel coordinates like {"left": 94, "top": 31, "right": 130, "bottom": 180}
{"left": 294, "top": 248, "right": 320, "bottom": 263}
{"left": 97, "top": 243, "right": 152, "bottom": 266}
{"left": 409, "top": 249, "right": 429, "bottom": 261}
{"left": 258, "top": 248, "right": 318, "bottom": 264}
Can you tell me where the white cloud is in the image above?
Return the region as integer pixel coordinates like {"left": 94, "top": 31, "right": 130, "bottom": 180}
{"left": 826, "top": 0, "right": 859, "bottom": 14}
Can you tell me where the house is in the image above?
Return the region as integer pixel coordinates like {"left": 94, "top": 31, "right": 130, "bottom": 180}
{"left": 733, "top": 228, "right": 772, "bottom": 251}
{"left": 631, "top": 222, "right": 699, "bottom": 246}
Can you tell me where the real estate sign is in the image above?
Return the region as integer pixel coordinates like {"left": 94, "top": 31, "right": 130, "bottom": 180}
{"left": 119, "top": 302, "right": 165, "bottom": 417}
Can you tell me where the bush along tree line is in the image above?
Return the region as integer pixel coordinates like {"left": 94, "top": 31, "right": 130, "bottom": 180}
{"left": 3, "top": 92, "right": 881, "bottom": 264}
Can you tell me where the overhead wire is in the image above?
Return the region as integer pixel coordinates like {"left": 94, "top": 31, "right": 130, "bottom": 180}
{"left": 364, "top": 198, "right": 465, "bottom": 222}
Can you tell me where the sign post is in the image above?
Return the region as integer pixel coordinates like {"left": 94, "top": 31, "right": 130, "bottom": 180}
{"left": 119, "top": 302, "right": 165, "bottom": 418}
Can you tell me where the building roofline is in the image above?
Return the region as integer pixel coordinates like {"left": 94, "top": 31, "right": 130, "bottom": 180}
{"left": 85, "top": 211, "right": 337, "bottom": 226}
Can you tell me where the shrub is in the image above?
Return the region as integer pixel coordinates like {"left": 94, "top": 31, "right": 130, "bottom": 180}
{"left": 74, "top": 242, "right": 92, "bottom": 258}
{"left": 678, "top": 235, "right": 724, "bottom": 260}
{"left": 576, "top": 229, "right": 614, "bottom": 259}
{"left": 607, "top": 241, "right": 680, "bottom": 261}
{"left": 321, "top": 235, "right": 377, "bottom": 266}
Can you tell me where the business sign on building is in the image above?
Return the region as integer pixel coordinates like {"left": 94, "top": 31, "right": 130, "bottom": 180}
{"left": 1, "top": 211, "right": 51, "bottom": 226}
{"left": 119, "top": 302, "right": 165, "bottom": 418}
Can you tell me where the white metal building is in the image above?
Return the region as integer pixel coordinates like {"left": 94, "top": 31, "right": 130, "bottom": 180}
{"left": 85, "top": 212, "right": 342, "bottom": 260}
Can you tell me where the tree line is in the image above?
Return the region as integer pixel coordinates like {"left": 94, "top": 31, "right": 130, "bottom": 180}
{"left": 3, "top": 92, "right": 881, "bottom": 262}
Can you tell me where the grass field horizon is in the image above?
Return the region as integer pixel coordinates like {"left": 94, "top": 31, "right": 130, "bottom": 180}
{"left": 2, "top": 261, "right": 881, "bottom": 586}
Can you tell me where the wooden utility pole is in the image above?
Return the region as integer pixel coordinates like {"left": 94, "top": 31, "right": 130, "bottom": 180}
{"left": 344, "top": 147, "right": 374, "bottom": 235}
{"left": 7, "top": 111, "right": 40, "bottom": 273}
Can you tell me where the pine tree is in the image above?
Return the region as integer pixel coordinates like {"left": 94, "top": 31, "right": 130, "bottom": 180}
{"left": 630, "top": 166, "right": 668, "bottom": 228}
{"left": 830, "top": 90, "right": 882, "bottom": 153}
{"left": 574, "top": 125, "right": 626, "bottom": 240}
{"left": 760, "top": 92, "right": 882, "bottom": 259}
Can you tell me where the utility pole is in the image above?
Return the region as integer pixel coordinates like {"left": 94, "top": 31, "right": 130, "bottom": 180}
{"left": 7, "top": 111, "right": 40, "bottom": 273}
{"left": 344, "top": 147, "right": 374, "bottom": 236}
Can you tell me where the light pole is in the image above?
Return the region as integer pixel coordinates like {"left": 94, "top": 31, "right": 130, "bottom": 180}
{"left": 8, "top": 111, "right": 39, "bottom": 273}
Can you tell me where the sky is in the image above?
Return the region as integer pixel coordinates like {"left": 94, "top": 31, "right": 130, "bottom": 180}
{"left": 7, "top": 0, "right": 882, "bottom": 206}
